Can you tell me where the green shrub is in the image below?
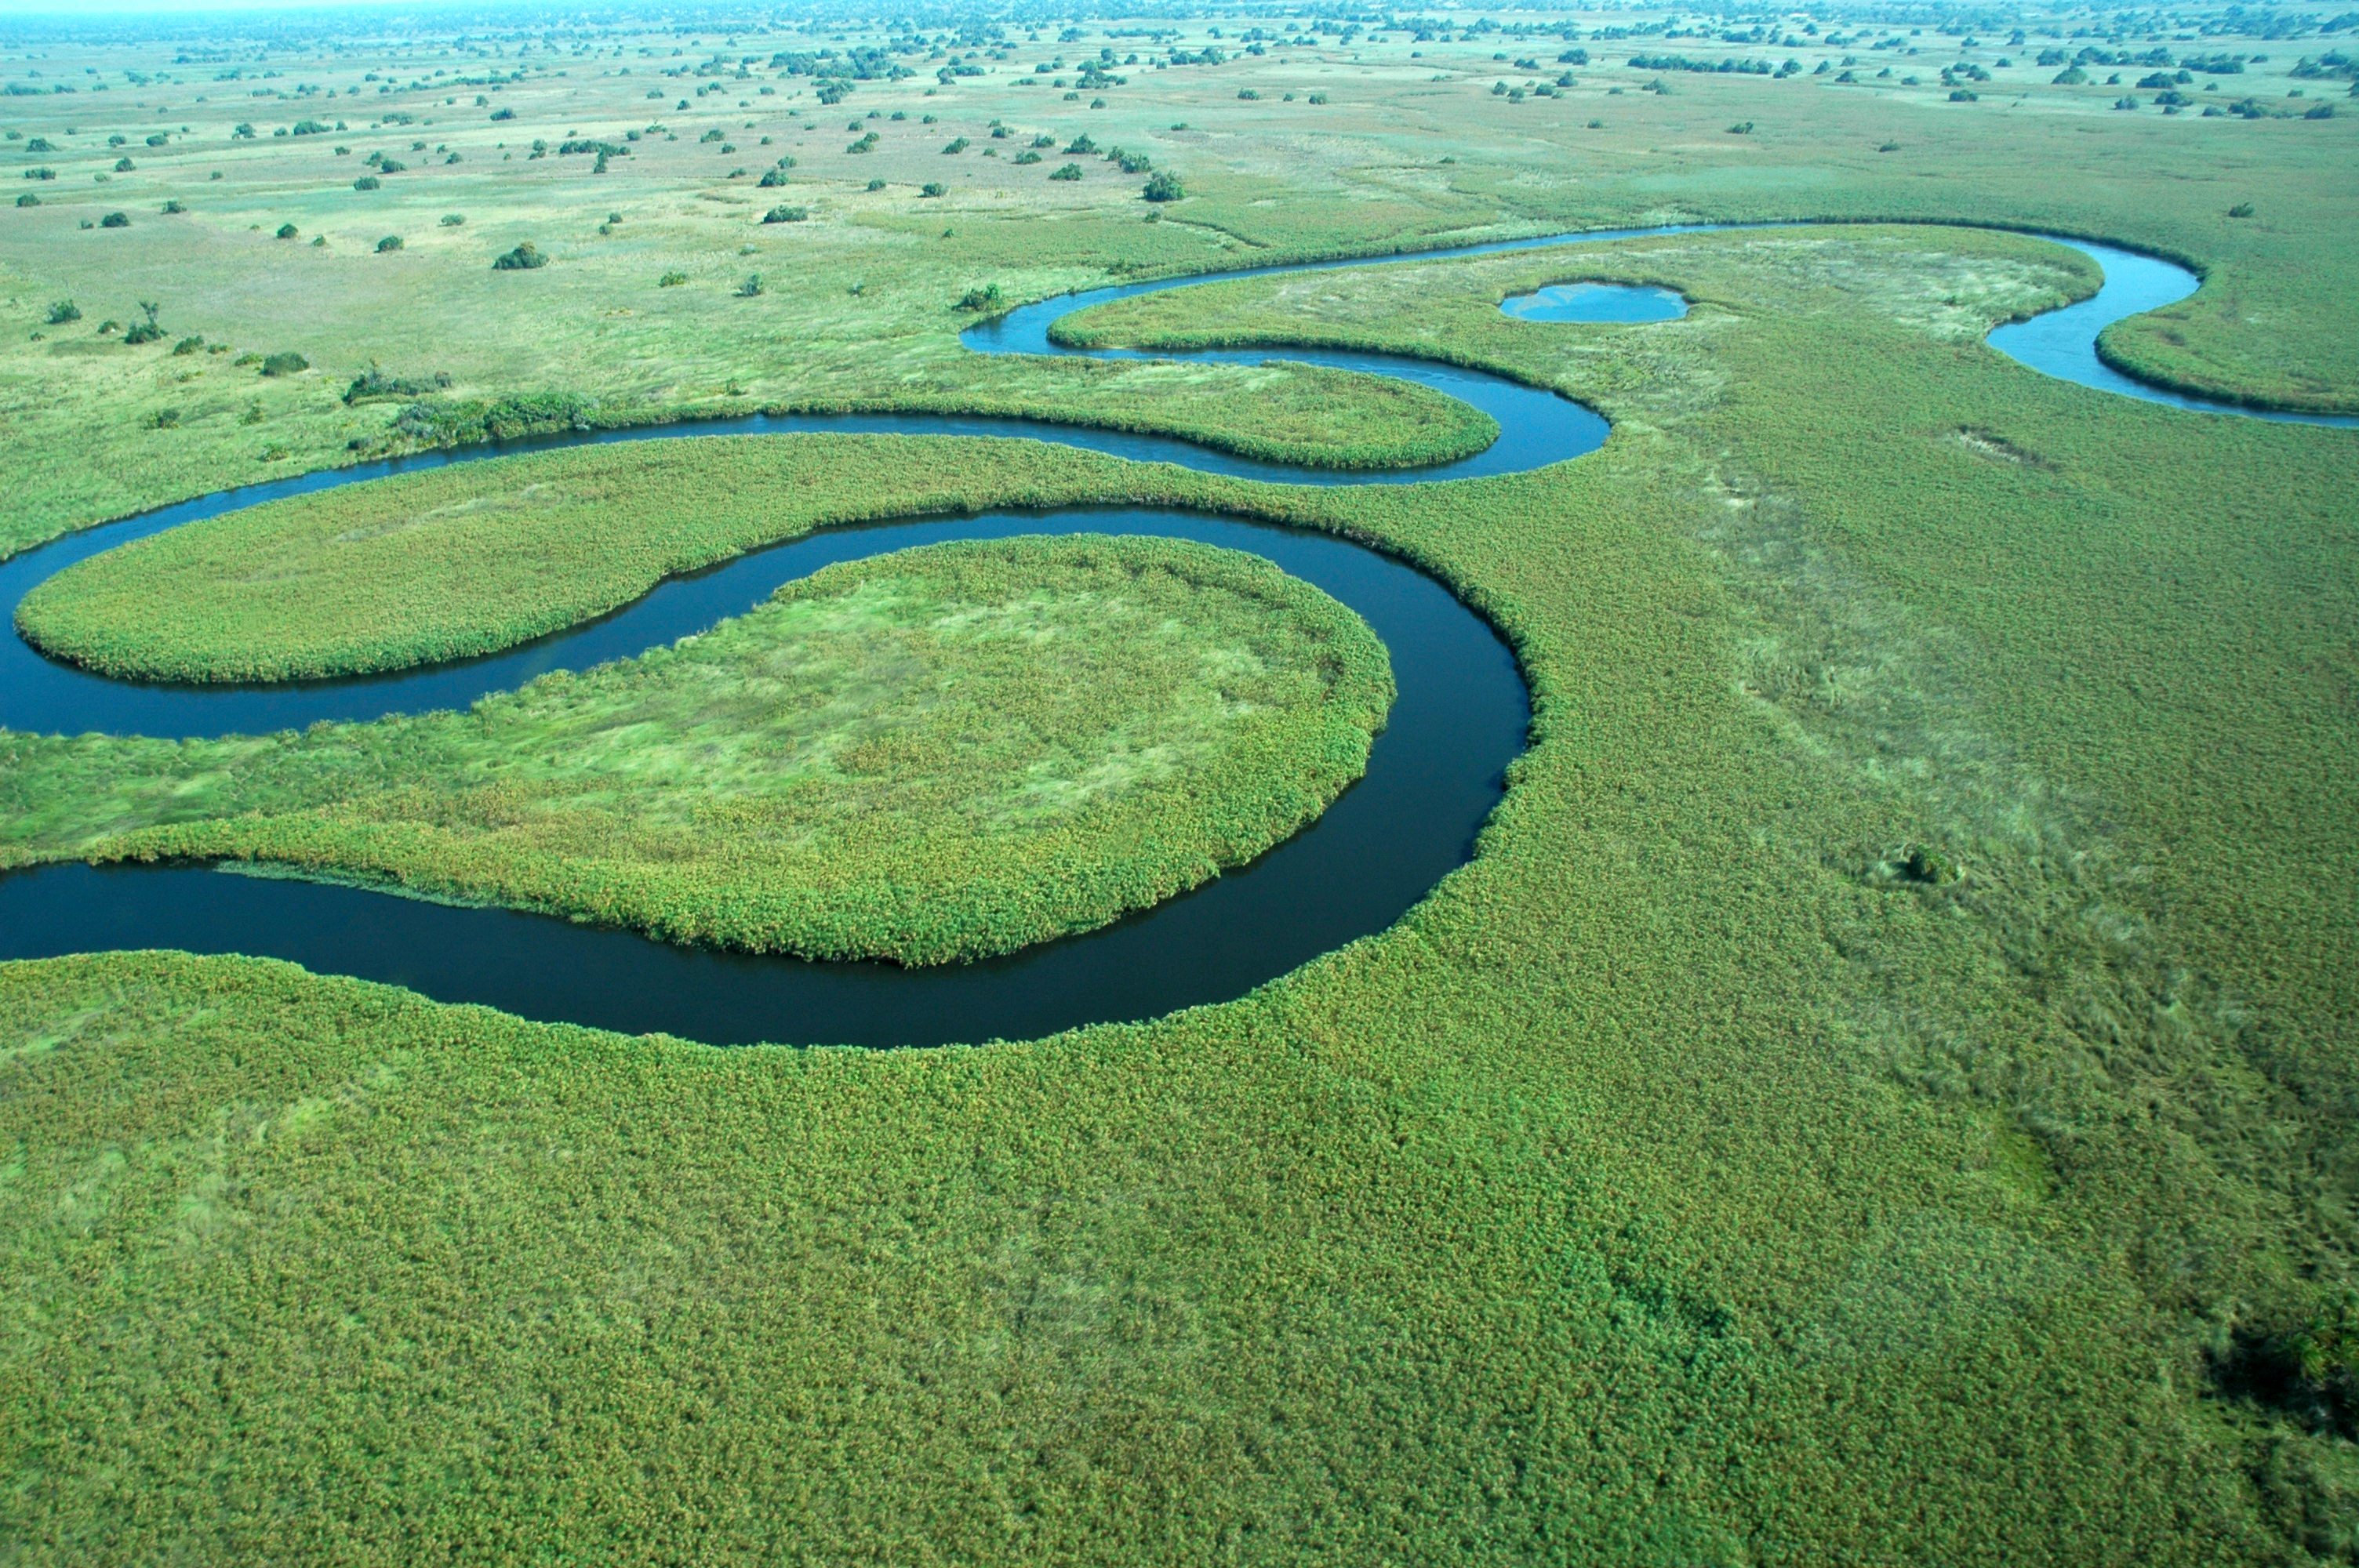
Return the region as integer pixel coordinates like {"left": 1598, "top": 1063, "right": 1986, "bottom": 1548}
{"left": 13, "top": 192, "right": 35, "bottom": 207}
{"left": 100, "top": 211, "right": 129, "bottom": 228}
{"left": 375, "top": 234, "right": 403, "bottom": 253}
{"left": 658, "top": 270, "right": 688, "bottom": 287}
{"left": 22, "top": 167, "right": 55, "bottom": 181}
{"left": 44, "top": 299, "right": 78, "bottom": 324}
{"left": 941, "top": 136, "right": 969, "bottom": 153}
{"left": 171, "top": 336, "right": 203, "bottom": 355}
{"left": 955, "top": 283, "right": 1004, "bottom": 310}
{"left": 1142, "top": 170, "right": 1184, "bottom": 201}
{"left": 391, "top": 391, "right": 594, "bottom": 445}
{"left": 736, "top": 273, "right": 765, "bottom": 297}
{"left": 492, "top": 241, "right": 547, "bottom": 270}
{"left": 920, "top": 182, "right": 947, "bottom": 198}
{"left": 761, "top": 205, "right": 807, "bottom": 223}
{"left": 161, "top": 199, "right": 185, "bottom": 214}
{"left": 1013, "top": 150, "right": 1042, "bottom": 165}
{"left": 258, "top": 351, "right": 309, "bottom": 377}
{"left": 122, "top": 303, "right": 164, "bottom": 346}
{"left": 2229, "top": 201, "right": 2255, "bottom": 217}
{"left": 1901, "top": 843, "right": 1962, "bottom": 885}
{"left": 352, "top": 175, "right": 380, "bottom": 191}
{"left": 144, "top": 407, "right": 180, "bottom": 429}
{"left": 757, "top": 167, "right": 789, "bottom": 187}
{"left": 440, "top": 212, "right": 465, "bottom": 226}
{"left": 865, "top": 176, "right": 886, "bottom": 190}
{"left": 1049, "top": 162, "right": 1082, "bottom": 180}
{"left": 112, "top": 157, "right": 133, "bottom": 172}
{"left": 343, "top": 364, "right": 451, "bottom": 405}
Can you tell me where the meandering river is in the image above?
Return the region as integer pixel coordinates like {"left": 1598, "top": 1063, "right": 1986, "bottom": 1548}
{"left": 3, "top": 223, "right": 2342, "bottom": 1046}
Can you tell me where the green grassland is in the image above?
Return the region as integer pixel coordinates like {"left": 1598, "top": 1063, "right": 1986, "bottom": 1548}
{"left": 15, "top": 434, "right": 1299, "bottom": 681}
{"left": 5, "top": 532, "right": 1392, "bottom": 965}
{"left": 0, "top": 4, "right": 2352, "bottom": 562}
{"left": 5, "top": 7, "right": 2359, "bottom": 1563}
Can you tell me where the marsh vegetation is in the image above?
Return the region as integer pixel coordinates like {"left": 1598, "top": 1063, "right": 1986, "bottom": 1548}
{"left": 2, "top": 5, "right": 2357, "bottom": 1563}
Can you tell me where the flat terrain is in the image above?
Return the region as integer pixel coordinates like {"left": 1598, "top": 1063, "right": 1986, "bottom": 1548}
{"left": 3, "top": 6, "right": 2358, "bottom": 1564}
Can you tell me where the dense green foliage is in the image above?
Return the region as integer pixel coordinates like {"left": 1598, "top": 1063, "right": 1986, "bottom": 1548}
{"left": 8, "top": 217, "right": 2357, "bottom": 1563}
{"left": 22, "top": 436, "right": 1320, "bottom": 681}
{"left": 6, "top": 535, "right": 1390, "bottom": 965}
{"left": 2, "top": 12, "right": 2359, "bottom": 1560}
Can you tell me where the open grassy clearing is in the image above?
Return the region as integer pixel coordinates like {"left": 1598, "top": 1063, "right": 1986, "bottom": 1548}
{"left": 5, "top": 5, "right": 2359, "bottom": 1562}
{"left": 5, "top": 533, "right": 1390, "bottom": 966}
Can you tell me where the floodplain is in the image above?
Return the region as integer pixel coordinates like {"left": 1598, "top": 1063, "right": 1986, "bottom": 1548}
{"left": 2, "top": 2, "right": 2357, "bottom": 1563}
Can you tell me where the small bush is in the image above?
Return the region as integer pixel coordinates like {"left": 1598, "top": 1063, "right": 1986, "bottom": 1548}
{"left": 921, "top": 182, "right": 947, "bottom": 197}
{"left": 2228, "top": 201, "right": 2255, "bottom": 217}
{"left": 1049, "top": 162, "right": 1083, "bottom": 180}
{"left": 658, "top": 270, "right": 688, "bottom": 287}
{"left": 761, "top": 205, "right": 808, "bottom": 223}
{"left": 1238, "top": 88, "right": 1261, "bottom": 100}
{"left": 1307, "top": 92, "right": 1329, "bottom": 103}
{"left": 865, "top": 177, "right": 886, "bottom": 191}
{"left": 161, "top": 199, "right": 186, "bottom": 214}
{"left": 1142, "top": 170, "right": 1184, "bottom": 201}
{"left": 113, "top": 157, "right": 134, "bottom": 172}
{"left": 343, "top": 364, "right": 452, "bottom": 404}
{"left": 492, "top": 241, "right": 547, "bottom": 270}
{"left": 45, "top": 299, "right": 79, "bottom": 324}
{"left": 23, "top": 168, "right": 55, "bottom": 181}
{"left": 942, "top": 136, "right": 969, "bottom": 153}
{"left": 758, "top": 167, "right": 789, "bottom": 187}
{"left": 259, "top": 352, "right": 309, "bottom": 377}
{"left": 376, "top": 234, "right": 404, "bottom": 252}
{"left": 1013, "top": 150, "right": 1042, "bottom": 165}
{"left": 100, "top": 211, "right": 129, "bottom": 228}
{"left": 955, "top": 283, "right": 1004, "bottom": 310}
{"left": 13, "top": 193, "right": 36, "bottom": 207}
{"left": 1901, "top": 844, "right": 1961, "bottom": 886}
{"left": 440, "top": 212, "right": 465, "bottom": 227}
{"left": 171, "top": 336, "right": 204, "bottom": 355}
{"left": 489, "top": 107, "right": 514, "bottom": 121}
{"left": 353, "top": 176, "right": 380, "bottom": 191}
{"left": 736, "top": 274, "right": 765, "bottom": 297}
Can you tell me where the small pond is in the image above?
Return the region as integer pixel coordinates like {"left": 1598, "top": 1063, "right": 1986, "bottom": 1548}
{"left": 1498, "top": 282, "right": 1688, "bottom": 323}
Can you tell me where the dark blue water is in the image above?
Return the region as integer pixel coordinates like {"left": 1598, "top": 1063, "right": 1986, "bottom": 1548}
{"left": 1, "top": 508, "right": 1527, "bottom": 1046}
{"left": 1499, "top": 282, "right": 1689, "bottom": 323}
{"left": 5, "top": 221, "right": 2347, "bottom": 1047}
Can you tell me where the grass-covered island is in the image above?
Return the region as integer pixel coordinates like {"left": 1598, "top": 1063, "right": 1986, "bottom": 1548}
{"left": 6, "top": 533, "right": 1390, "bottom": 964}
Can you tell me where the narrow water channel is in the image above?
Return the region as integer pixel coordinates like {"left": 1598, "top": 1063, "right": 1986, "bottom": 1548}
{"left": 4, "top": 221, "right": 2340, "bottom": 1047}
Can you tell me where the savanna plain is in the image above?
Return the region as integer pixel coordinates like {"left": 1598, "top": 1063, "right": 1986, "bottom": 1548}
{"left": 2, "top": 0, "right": 2357, "bottom": 1562}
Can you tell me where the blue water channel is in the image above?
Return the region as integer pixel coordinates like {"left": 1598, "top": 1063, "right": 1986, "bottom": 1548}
{"left": 2, "top": 222, "right": 2346, "bottom": 1047}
